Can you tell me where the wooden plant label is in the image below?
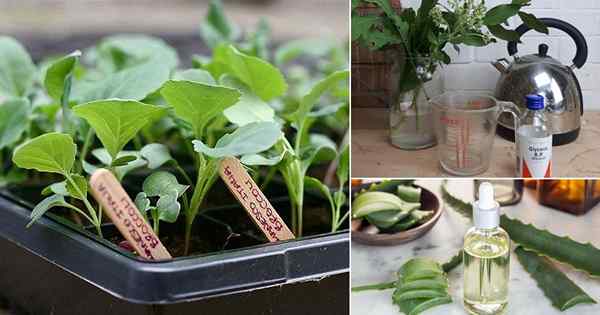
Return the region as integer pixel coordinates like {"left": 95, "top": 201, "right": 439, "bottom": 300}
{"left": 90, "top": 169, "right": 172, "bottom": 260}
{"left": 219, "top": 157, "right": 295, "bottom": 242}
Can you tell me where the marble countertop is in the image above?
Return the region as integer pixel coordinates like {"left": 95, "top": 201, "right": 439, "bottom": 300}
{"left": 351, "top": 179, "right": 600, "bottom": 315}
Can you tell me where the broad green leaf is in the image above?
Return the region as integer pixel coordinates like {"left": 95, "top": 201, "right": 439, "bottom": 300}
{"left": 95, "top": 34, "right": 179, "bottom": 72}
{"left": 303, "top": 134, "right": 337, "bottom": 166}
{"left": 142, "top": 171, "right": 188, "bottom": 197}
{"left": 203, "top": 43, "right": 231, "bottom": 80}
{"left": 41, "top": 181, "right": 69, "bottom": 196}
{"left": 292, "top": 70, "right": 349, "bottom": 124}
{"left": 488, "top": 24, "right": 521, "bottom": 42}
{"left": 193, "top": 121, "right": 281, "bottom": 158}
{"left": 12, "top": 132, "right": 76, "bottom": 174}
{"left": 336, "top": 144, "right": 349, "bottom": 187}
{"left": 160, "top": 80, "right": 241, "bottom": 137}
{"left": 241, "top": 151, "right": 285, "bottom": 166}
{"left": 224, "top": 45, "right": 287, "bottom": 102}
{"left": 66, "top": 174, "right": 88, "bottom": 200}
{"left": 156, "top": 189, "right": 180, "bottom": 223}
{"left": 43, "top": 51, "right": 81, "bottom": 135}
{"left": 0, "top": 36, "right": 36, "bottom": 97}
{"left": 483, "top": 4, "right": 520, "bottom": 26}
{"left": 27, "top": 194, "right": 67, "bottom": 228}
{"left": 221, "top": 75, "right": 275, "bottom": 126}
{"left": 172, "top": 69, "right": 216, "bottom": 85}
{"left": 461, "top": 33, "right": 488, "bottom": 47}
{"left": 0, "top": 98, "right": 29, "bottom": 149}
{"left": 200, "top": 0, "right": 240, "bottom": 48}
{"left": 305, "top": 176, "right": 333, "bottom": 201}
{"left": 308, "top": 103, "right": 345, "bottom": 118}
{"left": 73, "top": 99, "right": 166, "bottom": 158}
{"left": 140, "top": 143, "right": 173, "bottom": 169}
{"left": 135, "top": 192, "right": 151, "bottom": 212}
{"left": 72, "top": 61, "right": 170, "bottom": 103}
{"left": 87, "top": 149, "right": 147, "bottom": 180}
{"left": 518, "top": 12, "right": 549, "bottom": 35}
{"left": 274, "top": 38, "right": 335, "bottom": 65}
{"left": 352, "top": 16, "right": 379, "bottom": 41}
{"left": 44, "top": 51, "right": 81, "bottom": 101}
{"left": 110, "top": 155, "right": 137, "bottom": 167}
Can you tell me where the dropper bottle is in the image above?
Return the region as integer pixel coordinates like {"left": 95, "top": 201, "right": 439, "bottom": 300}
{"left": 463, "top": 182, "right": 511, "bottom": 315}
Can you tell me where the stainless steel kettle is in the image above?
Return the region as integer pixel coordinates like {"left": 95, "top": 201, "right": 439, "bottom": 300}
{"left": 493, "top": 18, "right": 588, "bottom": 146}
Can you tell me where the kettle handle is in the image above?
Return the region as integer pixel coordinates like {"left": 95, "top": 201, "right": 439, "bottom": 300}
{"left": 507, "top": 18, "right": 588, "bottom": 69}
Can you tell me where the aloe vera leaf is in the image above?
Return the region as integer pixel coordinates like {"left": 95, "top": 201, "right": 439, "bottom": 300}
{"left": 362, "top": 179, "right": 415, "bottom": 194}
{"left": 397, "top": 185, "right": 422, "bottom": 202}
{"left": 515, "top": 246, "right": 597, "bottom": 311}
{"left": 399, "top": 258, "right": 444, "bottom": 282}
{"left": 393, "top": 289, "right": 447, "bottom": 301}
{"left": 383, "top": 210, "right": 432, "bottom": 233}
{"left": 403, "top": 296, "right": 453, "bottom": 315}
{"left": 367, "top": 209, "right": 411, "bottom": 229}
{"left": 351, "top": 281, "right": 396, "bottom": 292}
{"left": 394, "top": 277, "right": 448, "bottom": 294}
{"left": 441, "top": 182, "right": 472, "bottom": 219}
{"left": 384, "top": 216, "right": 420, "bottom": 233}
{"left": 352, "top": 191, "right": 420, "bottom": 218}
{"left": 502, "top": 216, "right": 600, "bottom": 277}
{"left": 442, "top": 250, "right": 464, "bottom": 273}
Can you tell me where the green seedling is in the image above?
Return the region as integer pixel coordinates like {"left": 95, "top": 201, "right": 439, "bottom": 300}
{"left": 135, "top": 171, "right": 189, "bottom": 236}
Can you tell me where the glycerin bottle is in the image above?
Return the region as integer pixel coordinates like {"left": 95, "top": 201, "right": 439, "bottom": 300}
{"left": 464, "top": 182, "right": 511, "bottom": 315}
{"left": 516, "top": 94, "right": 552, "bottom": 178}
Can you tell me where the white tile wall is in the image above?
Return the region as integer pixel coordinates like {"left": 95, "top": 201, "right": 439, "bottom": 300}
{"left": 401, "top": 0, "right": 600, "bottom": 110}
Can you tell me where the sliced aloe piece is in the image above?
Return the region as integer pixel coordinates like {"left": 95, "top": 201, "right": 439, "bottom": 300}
{"left": 367, "top": 209, "right": 411, "bottom": 229}
{"left": 399, "top": 258, "right": 445, "bottom": 282}
{"left": 384, "top": 210, "right": 433, "bottom": 233}
{"left": 394, "top": 276, "right": 448, "bottom": 294}
{"left": 397, "top": 185, "right": 421, "bottom": 202}
{"left": 394, "top": 258, "right": 452, "bottom": 315}
{"left": 515, "top": 246, "right": 597, "bottom": 311}
{"left": 397, "top": 296, "right": 453, "bottom": 315}
{"left": 352, "top": 191, "right": 420, "bottom": 218}
{"left": 502, "top": 216, "right": 600, "bottom": 277}
{"left": 362, "top": 179, "right": 415, "bottom": 193}
{"left": 393, "top": 289, "right": 447, "bottom": 301}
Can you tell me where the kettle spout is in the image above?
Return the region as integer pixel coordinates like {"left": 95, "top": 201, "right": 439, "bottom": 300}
{"left": 492, "top": 58, "right": 510, "bottom": 73}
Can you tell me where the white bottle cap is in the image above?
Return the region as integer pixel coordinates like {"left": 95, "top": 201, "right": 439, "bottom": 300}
{"left": 473, "top": 182, "right": 500, "bottom": 229}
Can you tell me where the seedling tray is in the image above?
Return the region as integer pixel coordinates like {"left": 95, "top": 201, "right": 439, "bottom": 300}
{"left": 0, "top": 192, "right": 349, "bottom": 314}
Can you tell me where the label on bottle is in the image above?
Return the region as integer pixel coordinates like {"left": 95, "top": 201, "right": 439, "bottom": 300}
{"left": 518, "top": 134, "right": 552, "bottom": 178}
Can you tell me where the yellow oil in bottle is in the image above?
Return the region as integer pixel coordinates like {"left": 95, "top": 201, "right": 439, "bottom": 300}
{"left": 463, "top": 228, "right": 510, "bottom": 315}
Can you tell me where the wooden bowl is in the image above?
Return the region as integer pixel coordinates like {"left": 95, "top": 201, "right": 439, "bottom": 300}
{"left": 351, "top": 184, "right": 443, "bottom": 246}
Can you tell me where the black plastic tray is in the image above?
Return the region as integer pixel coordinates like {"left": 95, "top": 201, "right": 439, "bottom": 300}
{"left": 0, "top": 193, "right": 349, "bottom": 314}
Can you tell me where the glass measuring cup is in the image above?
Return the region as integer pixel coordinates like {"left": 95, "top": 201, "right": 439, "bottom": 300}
{"left": 431, "top": 92, "right": 520, "bottom": 176}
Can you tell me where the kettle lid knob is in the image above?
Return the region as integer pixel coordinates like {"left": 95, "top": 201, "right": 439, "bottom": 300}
{"left": 538, "top": 44, "right": 549, "bottom": 57}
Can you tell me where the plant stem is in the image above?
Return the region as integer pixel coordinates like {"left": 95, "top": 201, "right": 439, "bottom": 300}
{"left": 335, "top": 210, "right": 350, "bottom": 231}
{"left": 172, "top": 161, "right": 193, "bottom": 186}
{"left": 260, "top": 166, "right": 277, "bottom": 191}
{"left": 351, "top": 281, "right": 396, "bottom": 292}
{"left": 184, "top": 157, "right": 220, "bottom": 255}
{"left": 65, "top": 174, "right": 102, "bottom": 237}
{"left": 78, "top": 129, "right": 95, "bottom": 173}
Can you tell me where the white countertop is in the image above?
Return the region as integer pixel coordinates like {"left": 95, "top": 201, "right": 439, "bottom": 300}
{"left": 351, "top": 179, "right": 600, "bottom": 315}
